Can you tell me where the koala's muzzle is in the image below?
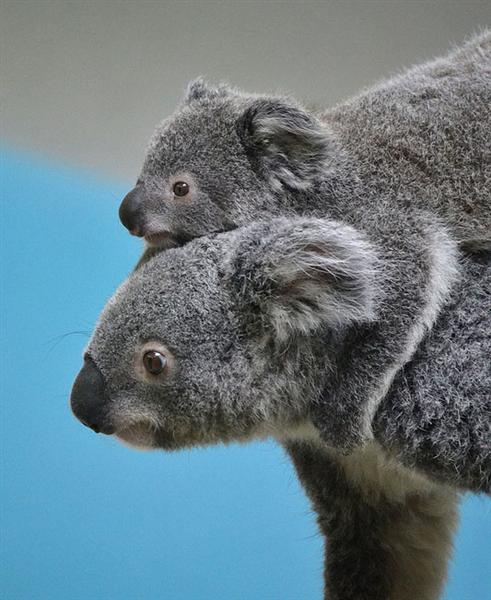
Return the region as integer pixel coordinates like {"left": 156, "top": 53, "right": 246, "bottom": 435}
{"left": 70, "top": 356, "right": 114, "bottom": 434}
{"left": 119, "top": 184, "right": 146, "bottom": 236}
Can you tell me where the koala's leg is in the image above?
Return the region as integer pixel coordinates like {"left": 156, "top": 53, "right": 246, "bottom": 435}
{"left": 285, "top": 441, "right": 459, "bottom": 600}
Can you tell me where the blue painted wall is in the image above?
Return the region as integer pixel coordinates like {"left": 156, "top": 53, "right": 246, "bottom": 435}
{"left": 1, "top": 147, "right": 489, "bottom": 599}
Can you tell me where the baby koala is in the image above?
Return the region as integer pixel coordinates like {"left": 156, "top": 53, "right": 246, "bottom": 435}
{"left": 120, "top": 31, "right": 490, "bottom": 252}
{"left": 71, "top": 220, "right": 490, "bottom": 599}
{"left": 118, "top": 31, "right": 490, "bottom": 449}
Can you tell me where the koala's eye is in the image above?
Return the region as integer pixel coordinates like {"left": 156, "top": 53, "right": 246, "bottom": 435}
{"left": 173, "top": 181, "right": 189, "bottom": 197}
{"left": 143, "top": 350, "right": 167, "bottom": 375}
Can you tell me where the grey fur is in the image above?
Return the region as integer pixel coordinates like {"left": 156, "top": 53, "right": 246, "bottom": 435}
{"left": 374, "top": 250, "right": 491, "bottom": 492}
{"left": 72, "top": 225, "right": 490, "bottom": 599}
{"left": 122, "top": 31, "right": 491, "bottom": 449}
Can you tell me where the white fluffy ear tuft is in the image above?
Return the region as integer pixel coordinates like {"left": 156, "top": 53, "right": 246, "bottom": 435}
{"left": 236, "top": 99, "right": 335, "bottom": 190}
{"left": 184, "top": 78, "right": 231, "bottom": 104}
{"left": 227, "top": 218, "right": 380, "bottom": 341}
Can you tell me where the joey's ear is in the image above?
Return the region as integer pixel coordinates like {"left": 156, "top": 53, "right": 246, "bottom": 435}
{"left": 236, "top": 99, "right": 334, "bottom": 190}
{"left": 226, "top": 218, "right": 379, "bottom": 341}
{"left": 184, "top": 78, "right": 231, "bottom": 103}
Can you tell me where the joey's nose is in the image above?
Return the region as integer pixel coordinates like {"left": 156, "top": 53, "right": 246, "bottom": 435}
{"left": 119, "top": 185, "right": 146, "bottom": 236}
{"left": 70, "top": 356, "right": 114, "bottom": 434}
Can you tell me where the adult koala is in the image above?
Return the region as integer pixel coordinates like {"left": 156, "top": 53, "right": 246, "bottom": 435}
{"left": 118, "top": 31, "right": 491, "bottom": 450}
{"left": 71, "top": 219, "right": 490, "bottom": 600}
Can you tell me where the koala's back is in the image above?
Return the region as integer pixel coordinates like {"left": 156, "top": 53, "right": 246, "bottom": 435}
{"left": 375, "top": 251, "right": 491, "bottom": 493}
{"left": 324, "top": 30, "right": 491, "bottom": 246}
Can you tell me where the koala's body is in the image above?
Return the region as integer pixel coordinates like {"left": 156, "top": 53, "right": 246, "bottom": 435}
{"left": 71, "top": 220, "right": 490, "bottom": 599}
{"left": 119, "top": 31, "right": 490, "bottom": 449}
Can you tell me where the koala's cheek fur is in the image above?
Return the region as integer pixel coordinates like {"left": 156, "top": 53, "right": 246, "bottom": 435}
{"left": 96, "top": 363, "right": 288, "bottom": 451}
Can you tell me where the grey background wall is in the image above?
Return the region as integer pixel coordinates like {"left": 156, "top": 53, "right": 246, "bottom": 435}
{"left": 1, "top": 0, "right": 490, "bottom": 182}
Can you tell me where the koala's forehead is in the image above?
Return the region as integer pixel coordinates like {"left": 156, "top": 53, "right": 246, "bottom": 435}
{"left": 143, "top": 101, "right": 244, "bottom": 177}
{"left": 89, "top": 242, "right": 233, "bottom": 355}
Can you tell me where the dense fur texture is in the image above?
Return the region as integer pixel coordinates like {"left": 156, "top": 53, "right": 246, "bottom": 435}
{"left": 71, "top": 224, "right": 490, "bottom": 599}
{"left": 119, "top": 31, "right": 490, "bottom": 449}
{"left": 374, "top": 251, "right": 491, "bottom": 493}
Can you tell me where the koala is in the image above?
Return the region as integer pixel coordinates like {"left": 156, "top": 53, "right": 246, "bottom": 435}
{"left": 120, "top": 31, "right": 490, "bottom": 252}
{"left": 118, "top": 31, "right": 490, "bottom": 450}
{"left": 70, "top": 220, "right": 490, "bottom": 600}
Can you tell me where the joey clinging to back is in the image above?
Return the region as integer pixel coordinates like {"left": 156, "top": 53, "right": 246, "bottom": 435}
{"left": 119, "top": 31, "right": 491, "bottom": 251}
{"left": 119, "top": 79, "right": 337, "bottom": 250}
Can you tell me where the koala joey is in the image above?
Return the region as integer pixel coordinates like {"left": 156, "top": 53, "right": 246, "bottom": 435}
{"left": 120, "top": 31, "right": 490, "bottom": 253}
{"left": 117, "top": 31, "right": 490, "bottom": 450}
{"left": 71, "top": 221, "right": 490, "bottom": 599}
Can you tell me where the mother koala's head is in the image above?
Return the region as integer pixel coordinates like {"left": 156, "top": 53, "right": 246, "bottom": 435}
{"left": 70, "top": 218, "right": 378, "bottom": 450}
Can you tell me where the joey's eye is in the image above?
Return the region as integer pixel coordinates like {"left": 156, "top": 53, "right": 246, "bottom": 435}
{"left": 173, "top": 181, "right": 189, "bottom": 197}
{"left": 143, "top": 350, "right": 167, "bottom": 375}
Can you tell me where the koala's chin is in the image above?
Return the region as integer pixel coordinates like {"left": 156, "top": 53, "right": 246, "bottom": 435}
{"left": 112, "top": 420, "right": 220, "bottom": 452}
{"left": 144, "top": 231, "right": 181, "bottom": 249}
{"left": 114, "top": 417, "right": 270, "bottom": 452}
{"left": 114, "top": 423, "right": 159, "bottom": 450}
{"left": 113, "top": 421, "right": 189, "bottom": 451}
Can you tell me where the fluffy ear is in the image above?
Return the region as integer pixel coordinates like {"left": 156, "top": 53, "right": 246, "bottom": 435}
{"left": 184, "top": 78, "right": 231, "bottom": 103}
{"left": 236, "top": 99, "right": 334, "bottom": 191}
{"left": 226, "top": 218, "right": 379, "bottom": 342}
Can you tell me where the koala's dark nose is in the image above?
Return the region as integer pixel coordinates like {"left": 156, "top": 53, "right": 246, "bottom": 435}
{"left": 119, "top": 185, "right": 146, "bottom": 236}
{"left": 70, "top": 356, "right": 114, "bottom": 434}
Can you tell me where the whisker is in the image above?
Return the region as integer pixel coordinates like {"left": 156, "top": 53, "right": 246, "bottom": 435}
{"left": 43, "top": 331, "right": 91, "bottom": 355}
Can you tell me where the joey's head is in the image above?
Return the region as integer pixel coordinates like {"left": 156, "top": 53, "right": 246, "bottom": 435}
{"left": 71, "top": 218, "right": 377, "bottom": 450}
{"left": 119, "top": 79, "right": 338, "bottom": 249}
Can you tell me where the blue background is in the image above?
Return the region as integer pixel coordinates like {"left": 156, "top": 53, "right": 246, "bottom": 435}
{"left": 1, "top": 146, "right": 490, "bottom": 599}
